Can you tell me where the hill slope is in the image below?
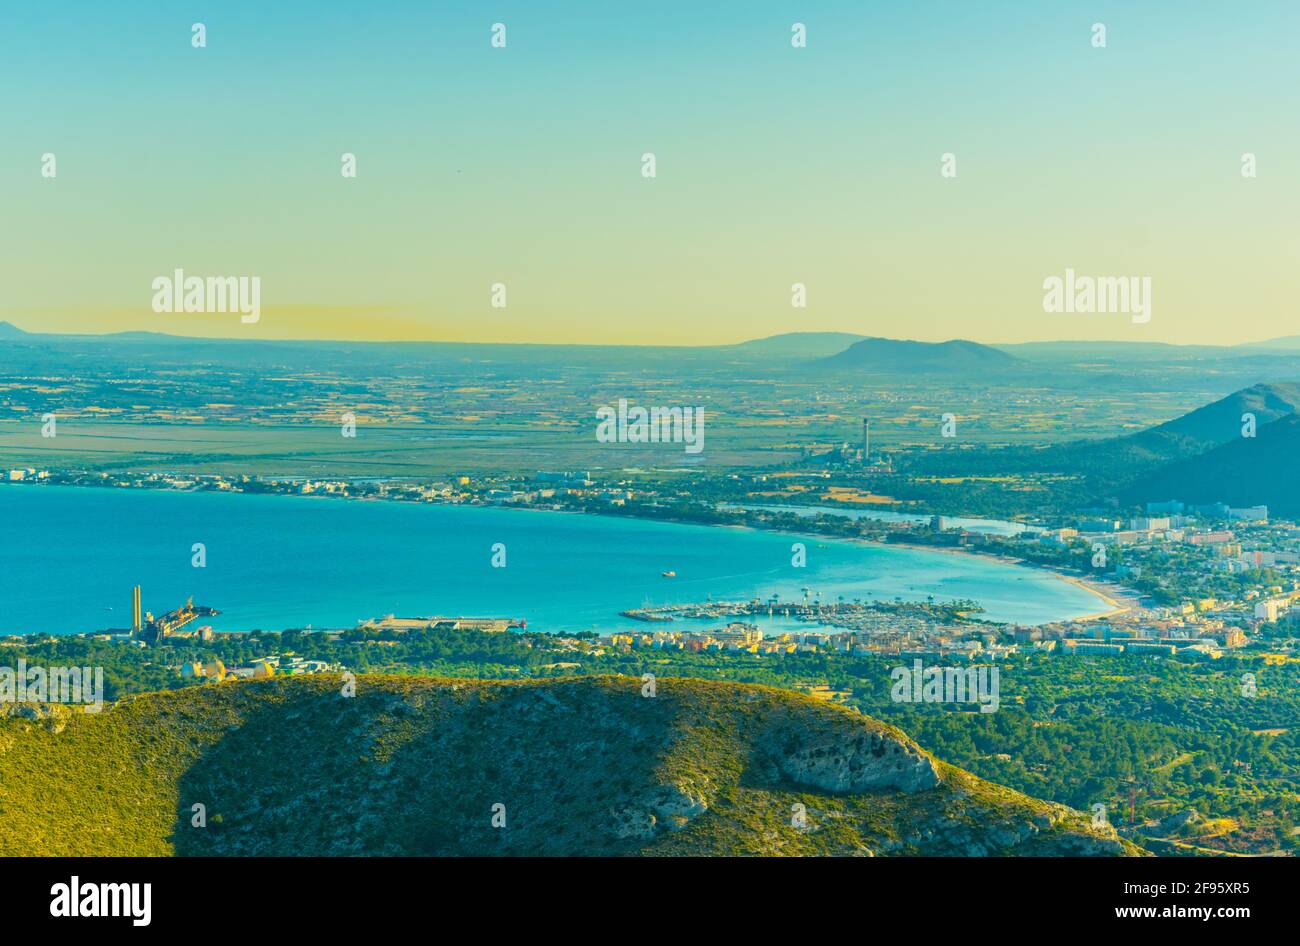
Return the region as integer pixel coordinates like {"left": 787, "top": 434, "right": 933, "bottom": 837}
{"left": 0, "top": 675, "right": 1142, "bottom": 856}
{"left": 1137, "top": 381, "right": 1300, "bottom": 448}
{"left": 1240, "top": 335, "right": 1300, "bottom": 351}
{"left": 820, "top": 337, "right": 1023, "bottom": 372}
{"left": 992, "top": 381, "right": 1300, "bottom": 486}
{"left": 1122, "top": 412, "right": 1300, "bottom": 517}
{"left": 1078, "top": 381, "right": 1300, "bottom": 479}
{"left": 732, "top": 331, "right": 868, "bottom": 357}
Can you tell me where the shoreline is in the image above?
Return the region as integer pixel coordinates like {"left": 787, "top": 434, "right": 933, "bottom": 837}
{"left": 883, "top": 540, "right": 1137, "bottom": 622}
{"left": 2, "top": 478, "right": 1139, "bottom": 631}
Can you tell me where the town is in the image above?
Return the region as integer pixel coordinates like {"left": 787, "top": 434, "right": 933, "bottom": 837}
{"left": 7, "top": 460, "right": 1299, "bottom": 665}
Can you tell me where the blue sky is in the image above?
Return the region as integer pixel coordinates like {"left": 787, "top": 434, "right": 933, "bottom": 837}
{"left": 1, "top": 1, "right": 1296, "bottom": 344}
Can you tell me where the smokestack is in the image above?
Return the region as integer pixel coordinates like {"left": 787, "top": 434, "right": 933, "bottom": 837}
{"left": 862, "top": 419, "right": 870, "bottom": 461}
{"left": 132, "top": 585, "right": 141, "bottom": 633}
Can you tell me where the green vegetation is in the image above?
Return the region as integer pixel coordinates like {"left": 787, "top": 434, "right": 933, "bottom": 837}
{"left": 0, "top": 674, "right": 1140, "bottom": 857}
{"left": 11, "top": 624, "right": 1300, "bottom": 854}
{"left": 4, "top": 336, "right": 1297, "bottom": 858}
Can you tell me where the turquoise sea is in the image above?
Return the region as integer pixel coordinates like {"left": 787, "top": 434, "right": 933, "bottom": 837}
{"left": 0, "top": 485, "right": 1106, "bottom": 635}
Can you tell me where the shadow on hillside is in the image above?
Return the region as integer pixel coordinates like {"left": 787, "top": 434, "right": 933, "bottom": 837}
{"left": 171, "top": 677, "right": 763, "bottom": 856}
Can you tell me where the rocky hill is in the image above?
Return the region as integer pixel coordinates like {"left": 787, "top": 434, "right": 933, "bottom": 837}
{"left": 0, "top": 675, "right": 1144, "bottom": 856}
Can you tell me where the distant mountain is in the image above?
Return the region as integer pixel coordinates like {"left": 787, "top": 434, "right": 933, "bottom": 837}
{"left": 732, "top": 332, "right": 867, "bottom": 357}
{"left": 1132, "top": 381, "right": 1300, "bottom": 452}
{"left": 100, "top": 330, "right": 184, "bottom": 340}
{"left": 1239, "top": 335, "right": 1300, "bottom": 350}
{"left": 0, "top": 675, "right": 1140, "bottom": 856}
{"left": 0, "top": 320, "right": 30, "bottom": 339}
{"left": 820, "top": 337, "right": 1023, "bottom": 372}
{"left": 962, "top": 382, "right": 1300, "bottom": 487}
{"left": 1122, "top": 412, "right": 1300, "bottom": 518}
{"left": 1000, "top": 338, "right": 1300, "bottom": 360}
{"left": 1077, "top": 382, "right": 1300, "bottom": 481}
{"left": 996, "top": 340, "right": 1231, "bottom": 361}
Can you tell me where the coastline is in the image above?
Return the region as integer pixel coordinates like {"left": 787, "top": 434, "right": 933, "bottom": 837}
{"left": 2, "top": 478, "right": 1138, "bottom": 629}
{"left": 880, "top": 540, "right": 1138, "bottom": 622}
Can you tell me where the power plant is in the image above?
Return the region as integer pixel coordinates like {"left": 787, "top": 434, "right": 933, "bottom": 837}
{"left": 121, "top": 585, "right": 219, "bottom": 643}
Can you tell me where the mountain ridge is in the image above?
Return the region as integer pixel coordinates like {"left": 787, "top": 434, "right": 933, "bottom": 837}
{"left": 819, "top": 337, "right": 1024, "bottom": 372}
{"left": 991, "top": 381, "right": 1300, "bottom": 487}
{"left": 1140, "top": 381, "right": 1300, "bottom": 445}
{"left": 731, "top": 331, "right": 868, "bottom": 357}
{"left": 1122, "top": 412, "right": 1300, "bottom": 517}
{"left": 3, "top": 319, "right": 1295, "bottom": 352}
{"left": 0, "top": 674, "right": 1143, "bottom": 857}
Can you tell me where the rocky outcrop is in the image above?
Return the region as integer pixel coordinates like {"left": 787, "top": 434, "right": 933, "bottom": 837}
{"left": 1157, "top": 808, "right": 1200, "bottom": 834}
{"left": 0, "top": 702, "right": 72, "bottom": 734}
{"left": 611, "top": 783, "right": 710, "bottom": 839}
{"left": 768, "top": 723, "right": 939, "bottom": 794}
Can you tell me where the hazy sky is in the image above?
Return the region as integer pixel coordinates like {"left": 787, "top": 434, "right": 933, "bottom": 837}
{"left": 2, "top": 1, "right": 1296, "bottom": 345}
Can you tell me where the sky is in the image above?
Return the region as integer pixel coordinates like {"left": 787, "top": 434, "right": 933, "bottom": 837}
{"left": 1, "top": 1, "right": 1297, "bottom": 346}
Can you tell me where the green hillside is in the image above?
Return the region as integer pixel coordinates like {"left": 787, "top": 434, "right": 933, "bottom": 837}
{"left": 1123, "top": 412, "right": 1300, "bottom": 517}
{"left": 1135, "top": 380, "right": 1300, "bottom": 448}
{"left": 1059, "top": 381, "right": 1300, "bottom": 484}
{"left": 931, "top": 381, "right": 1300, "bottom": 488}
{"left": 0, "top": 675, "right": 1143, "bottom": 857}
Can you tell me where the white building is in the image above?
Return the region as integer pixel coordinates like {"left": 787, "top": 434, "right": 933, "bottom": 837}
{"left": 1255, "top": 600, "right": 1283, "bottom": 622}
